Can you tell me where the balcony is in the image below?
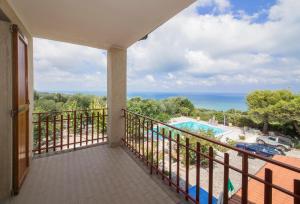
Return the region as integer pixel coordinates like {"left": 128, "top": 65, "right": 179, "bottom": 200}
{"left": 8, "top": 109, "right": 300, "bottom": 204}
{"left": 8, "top": 144, "right": 184, "bottom": 204}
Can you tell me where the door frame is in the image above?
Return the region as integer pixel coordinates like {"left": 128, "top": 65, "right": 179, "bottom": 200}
{"left": 11, "top": 24, "right": 30, "bottom": 194}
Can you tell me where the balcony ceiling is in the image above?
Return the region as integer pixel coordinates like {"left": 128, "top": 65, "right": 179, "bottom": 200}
{"left": 8, "top": 0, "right": 195, "bottom": 49}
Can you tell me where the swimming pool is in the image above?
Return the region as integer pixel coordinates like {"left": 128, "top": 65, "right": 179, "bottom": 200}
{"left": 171, "top": 121, "right": 224, "bottom": 136}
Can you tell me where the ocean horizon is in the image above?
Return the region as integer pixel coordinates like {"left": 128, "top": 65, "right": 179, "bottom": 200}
{"left": 39, "top": 90, "right": 248, "bottom": 111}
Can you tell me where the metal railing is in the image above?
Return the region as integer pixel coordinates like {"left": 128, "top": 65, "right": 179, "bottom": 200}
{"left": 33, "top": 108, "right": 108, "bottom": 155}
{"left": 122, "top": 109, "right": 300, "bottom": 204}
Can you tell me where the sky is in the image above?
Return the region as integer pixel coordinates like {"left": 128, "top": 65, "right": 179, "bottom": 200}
{"left": 34, "top": 0, "right": 300, "bottom": 94}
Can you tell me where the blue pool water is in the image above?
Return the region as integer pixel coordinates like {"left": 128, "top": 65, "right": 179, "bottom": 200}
{"left": 171, "top": 121, "right": 224, "bottom": 136}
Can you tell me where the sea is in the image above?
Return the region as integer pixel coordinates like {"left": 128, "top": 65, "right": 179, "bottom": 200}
{"left": 54, "top": 91, "right": 248, "bottom": 111}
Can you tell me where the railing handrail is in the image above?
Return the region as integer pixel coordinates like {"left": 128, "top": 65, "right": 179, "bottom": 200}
{"left": 33, "top": 108, "right": 107, "bottom": 115}
{"left": 123, "top": 109, "right": 300, "bottom": 174}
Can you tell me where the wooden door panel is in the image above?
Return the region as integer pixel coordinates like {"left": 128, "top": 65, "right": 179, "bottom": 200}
{"left": 12, "top": 24, "right": 29, "bottom": 194}
{"left": 17, "top": 111, "right": 28, "bottom": 182}
{"left": 17, "top": 40, "right": 26, "bottom": 105}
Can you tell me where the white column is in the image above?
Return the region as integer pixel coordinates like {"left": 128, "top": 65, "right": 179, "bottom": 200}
{"left": 107, "top": 47, "right": 127, "bottom": 147}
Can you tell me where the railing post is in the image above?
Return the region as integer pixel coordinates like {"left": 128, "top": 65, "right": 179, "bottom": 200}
{"left": 97, "top": 111, "right": 100, "bottom": 143}
{"left": 60, "top": 114, "right": 63, "bottom": 150}
{"left": 38, "top": 113, "right": 42, "bottom": 154}
{"left": 102, "top": 109, "right": 105, "bottom": 141}
{"left": 138, "top": 118, "right": 141, "bottom": 156}
{"left": 294, "top": 180, "right": 300, "bottom": 204}
{"left": 223, "top": 153, "right": 229, "bottom": 204}
{"left": 80, "top": 113, "right": 83, "bottom": 146}
{"left": 67, "top": 114, "right": 70, "bottom": 148}
{"left": 150, "top": 121, "right": 154, "bottom": 174}
{"left": 208, "top": 147, "right": 213, "bottom": 204}
{"left": 242, "top": 153, "right": 249, "bottom": 204}
{"left": 146, "top": 121, "right": 149, "bottom": 165}
{"left": 169, "top": 130, "right": 172, "bottom": 186}
{"left": 196, "top": 142, "right": 201, "bottom": 204}
{"left": 176, "top": 134, "right": 180, "bottom": 193}
{"left": 185, "top": 137, "right": 190, "bottom": 201}
{"left": 38, "top": 113, "right": 41, "bottom": 154}
{"left": 74, "top": 111, "right": 77, "bottom": 148}
{"left": 53, "top": 115, "right": 56, "bottom": 151}
{"left": 264, "top": 168, "right": 273, "bottom": 204}
{"left": 46, "top": 115, "right": 49, "bottom": 153}
{"left": 142, "top": 118, "right": 145, "bottom": 159}
{"left": 85, "top": 113, "right": 89, "bottom": 145}
{"left": 162, "top": 128, "right": 165, "bottom": 180}
{"left": 91, "top": 112, "right": 94, "bottom": 144}
{"left": 156, "top": 124, "right": 159, "bottom": 174}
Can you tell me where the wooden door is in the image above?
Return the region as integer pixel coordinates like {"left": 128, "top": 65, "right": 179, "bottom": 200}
{"left": 12, "top": 24, "right": 29, "bottom": 194}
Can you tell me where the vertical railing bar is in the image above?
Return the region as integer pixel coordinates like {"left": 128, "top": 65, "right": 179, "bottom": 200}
{"left": 46, "top": 115, "right": 49, "bottom": 153}
{"left": 196, "top": 142, "right": 201, "bottom": 204}
{"left": 146, "top": 121, "right": 149, "bottom": 165}
{"left": 264, "top": 168, "right": 273, "bottom": 204}
{"left": 185, "top": 138, "right": 190, "bottom": 201}
{"left": 124, "top": 111, "right": 127, "bottom": 144}
{"left": 86, "top": 113, "right": 89, "bottom": 145}
{"left": 67, "top": 114, "right": 70, "bottom": 149}
{"left": 294, "top": 180, "right": 300, "bottom": 204}
{"left": 60, "top": 114, "right": 63, "bottom": 150}
{"left": 91, "top": 112, "right": 94, "bottom": 144}
{"left": 129, "top": 114, "right": 131, "bottom": 149}
{"left": 242, "top": 154, "right": 249, "bottom": 204}
{"left": 53, "top": 115, "right": 56, "bottom": 152}
{"left": 208, "top": 147, "right": 213, "bottom": 204}
{"left": 176, "top": 134, "right": 180, "bottom": 193}
{"left": 142, "top": 118, "right": 145, "bottom": 159}
{"left": 73, "top": 111, "right": 77, "bottom": 149}
{"left": 102, "top": 109, "right": 105, "bottom": 141}
{"left": 150, "top": 121, "right": 154, "bottom": 174}
{"left": 138, "top": 118, "right": 141, "bottom": 156}
{"left": 156, "top": 124, "right": 159, "bottom": 174}
{"left": 97, "top": 112, "right": 100, "bottom": 143}
{"left": 162, "top": 128, "right": 165, "bottom": 180}
{"left": 223, "top": 153, "right": 229, "bottom": 204}
{"left": 38, "top": 113, "right": 41, "bottom": 154}
{"left": 135, "top": 116, "right": 138, "bottom": 153}
{"left": 80, "top": 113, "right": 83, "bottom": 146}
{"left": 133, "top": 114, "right": 135, "bottom": 151}
{"left": 134, "top": 115, "right": 136, "bottom": 151}
{"left": 130, "top": 114, "right": 133, "bottom": 150}
{"left": 169, "top": 130, "right": 172, "bottom": 186}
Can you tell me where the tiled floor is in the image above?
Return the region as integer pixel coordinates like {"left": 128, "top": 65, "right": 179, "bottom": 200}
{"left": 8, "top": 145, "right": 183, "bottom": 204}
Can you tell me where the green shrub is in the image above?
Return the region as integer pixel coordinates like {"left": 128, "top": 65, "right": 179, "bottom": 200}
{"left": 239, "top": 135, "right": 246, "bottom": 140}
{"left": 226, "top": 139, "right": 237, "bottom": 147}
{"left": 294, "top": 143, "right": 300, "bottom": 150}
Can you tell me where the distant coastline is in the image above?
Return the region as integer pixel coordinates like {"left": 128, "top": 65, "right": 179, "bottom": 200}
{"left": 37, "top": 90, "right": 247, "bottom": 111}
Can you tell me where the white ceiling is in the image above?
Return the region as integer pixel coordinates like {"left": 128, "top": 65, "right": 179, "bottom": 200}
{"left": 8, "top": 0, "right": 194, "bottom": 50}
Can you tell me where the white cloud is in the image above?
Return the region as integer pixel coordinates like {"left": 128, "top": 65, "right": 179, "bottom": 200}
{"left": 34, "top": 38, "right": 107, "bottom": 92}
{"left": 34, "top": 0, "right": 300, "bottom": 93}
{"left": 127, "top": 0, "right": 300, "bottom": 92}
{"left": 146, "top": 74, "right": 155, "bottom": 82}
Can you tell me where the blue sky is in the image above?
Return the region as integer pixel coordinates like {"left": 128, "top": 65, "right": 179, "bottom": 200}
{"left": 34, "top": 0, "right": 300, "bottom": 94}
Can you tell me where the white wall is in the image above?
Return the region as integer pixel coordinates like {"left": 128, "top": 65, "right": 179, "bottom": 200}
{"left": 0, "top": 20, "right": 13, "bottom": 202}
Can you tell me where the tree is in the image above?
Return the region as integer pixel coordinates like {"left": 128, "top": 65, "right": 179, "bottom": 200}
{"left": 247, "top": 90, "right": 293, "bottom": 134}
{"left": 272, "top": 96, "right": 300, "bottom": 137}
